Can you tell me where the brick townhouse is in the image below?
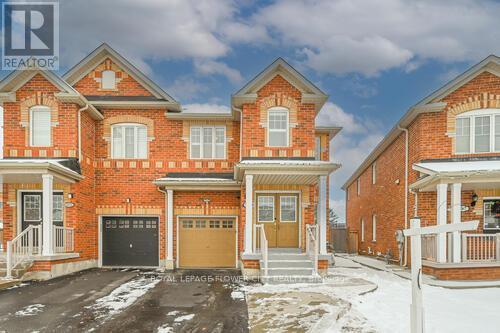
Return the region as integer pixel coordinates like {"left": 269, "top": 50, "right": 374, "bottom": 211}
{"left": 0, "top": 44, "right": 340, "bottom": 281}
{"left": 344, "top": 55, "right": 500, "bottom": 280}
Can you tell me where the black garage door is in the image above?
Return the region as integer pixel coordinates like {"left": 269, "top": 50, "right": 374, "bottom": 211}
{"left": 102, "top": 216, "right": 159, "bottom": 267}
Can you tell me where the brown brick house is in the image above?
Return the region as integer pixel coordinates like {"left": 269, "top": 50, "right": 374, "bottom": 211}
{"left": 344, "top": 55, "right": 500, "bottom": 280}
{"left": 0, "top": 44, "right": 340, "bottom": 281}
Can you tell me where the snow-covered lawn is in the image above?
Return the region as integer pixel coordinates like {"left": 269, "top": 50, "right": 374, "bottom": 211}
{"left": 339, "top": 261, "right": 500, "bottom": 333}
{"left": 243, "top": 257, "right": 500, "bottom": 333}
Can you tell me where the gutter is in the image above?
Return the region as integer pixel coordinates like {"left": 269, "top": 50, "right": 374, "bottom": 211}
{"left": 397, "top": 125, "right": 409, "bottom": 267}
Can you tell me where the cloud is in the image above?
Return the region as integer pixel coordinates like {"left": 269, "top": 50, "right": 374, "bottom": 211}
{"left": 182, "top": 103, "right": 231, "bottom": 114}
{"left": 167, "top": 76, "right": 209, "bottom": 101}
{"left": 193, "top": 59, "right": 243, "bottom": 83}
{"left": 317, "top": 103, "right": 385, "bottom": 222}
{"left": 252, "top": 0, "right": 500, "bottom": 76}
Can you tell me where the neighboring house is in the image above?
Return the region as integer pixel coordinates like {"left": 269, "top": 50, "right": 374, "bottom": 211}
{"left": 344, "top": 55, "right": 500, "bottom": 280}
{"left": 0, "top": 44, "right": 340, "bottom": 280}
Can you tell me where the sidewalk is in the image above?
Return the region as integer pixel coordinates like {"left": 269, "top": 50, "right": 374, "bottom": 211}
{"left": 336, "top": 253, "right": 500, "bottom": 288}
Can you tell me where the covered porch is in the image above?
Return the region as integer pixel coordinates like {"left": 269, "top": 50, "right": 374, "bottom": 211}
{"left": 0, "top": 159, "right": 83, "bottom": 279}
{"left": 235, "top": 159, "right": 340, "bottom": 276}
{"left": 411, "top": 159, "right": 500, "bottom": 278}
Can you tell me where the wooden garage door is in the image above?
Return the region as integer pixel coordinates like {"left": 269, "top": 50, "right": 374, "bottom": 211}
{"left": 179, "top": 218, "right": 236, "bottom": 268}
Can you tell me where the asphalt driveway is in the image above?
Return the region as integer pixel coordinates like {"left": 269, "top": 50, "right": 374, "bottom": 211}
{"left": 0, "top": 269, "right": 249, "bottom": 333}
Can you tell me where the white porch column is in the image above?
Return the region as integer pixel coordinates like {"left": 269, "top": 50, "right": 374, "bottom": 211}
{"left": 244, "top": 174, "right": 253, "bottom": 254}
{"left": 436, "top": 183, "right": 448, "bottom": 263}
{"left": 318, "top": 175, "right": 327, "bottom": 255}
{"left": 451, "top": 183, "right": 462, "bottom": 263}
{"left": 42, "top": 174, "right": 54, "bottom": 256}
{"left": 166, "top": 190, "right": 174, "bottom": 263}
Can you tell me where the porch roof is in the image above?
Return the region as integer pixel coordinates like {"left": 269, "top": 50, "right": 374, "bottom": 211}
{"left": 411, "top": 160, "right": 500, "bottom": 191}
{"left": 153, "top": 172, "right": 240, "bottom": 191}
{"left": 0, "top": 158, "right": 84, "bottom": 183}
{"left": 234, "top": 158, "right": 340, "bottom": 184}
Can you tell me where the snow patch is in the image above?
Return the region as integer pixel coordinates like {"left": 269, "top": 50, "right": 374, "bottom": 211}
{"left": 174, "top": 314, "right": 195, "bottom": 322}
{"left": 87, "top": 276, "right": 159, "bottom": 320}
{"left": 231, "top": 291, "right": 245, "bottom": 300}
{"left": 157, "top": 324, "right": 173, "bottom": 333}
{"left": 15, "top": 304, "right": 45, "bottom": 317}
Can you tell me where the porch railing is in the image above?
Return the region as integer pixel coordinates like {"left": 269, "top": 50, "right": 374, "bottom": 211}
{"left": 6, "top": 225, "right": 41, "bottom": 279}
{"left": 254, "top": 225, "right": 268, "bottom": 277}
{"left": 462, "top": 233, "right": 500, "bottom": 262}
{"left": 53, "top": 226, "right": 74, "bottom": 253}
{"left": 306, "top": 224, "right": 319, "bottom": 275}
{"left": 421, "top": 234, "right": 437, "bottom": 261}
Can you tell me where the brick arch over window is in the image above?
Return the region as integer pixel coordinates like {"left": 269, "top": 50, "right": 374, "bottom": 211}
{"left": 446, "top": 93, "right": 500, "bottom": 148}
{"left": 103, "top": 115, "right": 155, "bottom": 157}
{"left": 259, "top": 93, "right": 299, "bottom": 147}
{"left": 19, "top": 93, "right": 59, "bottom": 145}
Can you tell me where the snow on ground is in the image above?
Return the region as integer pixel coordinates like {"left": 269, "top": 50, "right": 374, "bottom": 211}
{"left": 86, "top": 276, "right": 159, "bottom": 321}
{"left": 173, "top": 314, "right": 195, "bottom": 322}
{"left": 157, "top": 324, "right": 173, "bottom": 333}
{"left": 15, "top": 304, "right": 45, "bottom": 317}
{"left": 337, "top": 262, "right": 500, "bottom": 333}
{"left": 231, "top": 290, "right": 245, "bottom": 300}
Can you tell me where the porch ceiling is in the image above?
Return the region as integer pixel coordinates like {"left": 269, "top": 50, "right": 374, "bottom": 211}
{"left": 253, "top": 173, "right": 319, "bottom": 185}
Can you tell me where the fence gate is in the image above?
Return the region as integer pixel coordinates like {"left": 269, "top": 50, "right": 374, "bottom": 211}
{"left": 348, "top": 230, "right": 359, "bottom": 254}
{"left": 330, "top": 224, "right": 348, "bottom": 253}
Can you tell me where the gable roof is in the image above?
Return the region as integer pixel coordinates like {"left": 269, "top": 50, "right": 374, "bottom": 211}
{"left": 342, "top": 54, "right": 500, "bottom": 190}
{"left": 232, "top": 57, "right": 328, "bottom": 112}
{"left": 0, "top": 69, "right": 103, "bottom": 120}
{"left": 63, "top": 43, "right": 181, "bottom": 111}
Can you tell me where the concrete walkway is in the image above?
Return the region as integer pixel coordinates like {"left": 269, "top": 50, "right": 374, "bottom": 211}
{"left": 337, "top": 254, "right": 500, "bottom": 288}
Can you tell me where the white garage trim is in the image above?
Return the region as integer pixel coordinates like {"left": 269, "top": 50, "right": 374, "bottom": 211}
{"left": 176, "top": 215, "right": 239, "bottom": 269}
{"left": 98, "top": 214, "right": 161, "bottom": 268}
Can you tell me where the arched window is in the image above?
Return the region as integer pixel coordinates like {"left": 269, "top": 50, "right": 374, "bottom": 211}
{"left": 101, "top": 70, "right": 116, "bottom": 89}
{"left": 111, "top": 123, "right": 147, "bottom": 159}
{"left": 372, "top": 214, "right": 377, "bottom": 242}
{"left": 30, "top": 105, "right": 51, "bottom": 146}
{"left": 267, "top": 107, "right": 289, "bottom": 147}
{"left": 456, "top": 108, "right": 500, "bottom": 154}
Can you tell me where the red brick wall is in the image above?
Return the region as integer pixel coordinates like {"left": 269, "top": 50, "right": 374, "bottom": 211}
{"left": 346, "top": 70, "right": 500, "bottom": 266}
{"left": 423, "top": 265, "right": 500, "bottom": 280}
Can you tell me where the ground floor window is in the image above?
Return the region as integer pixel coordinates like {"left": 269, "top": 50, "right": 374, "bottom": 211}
{"left": 483, "top": 199, "right": 500, "bottom": 231}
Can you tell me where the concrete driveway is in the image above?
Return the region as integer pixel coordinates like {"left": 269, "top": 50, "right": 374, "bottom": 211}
{"left": 0, "top": 269, "right": 249, "bottom": 333}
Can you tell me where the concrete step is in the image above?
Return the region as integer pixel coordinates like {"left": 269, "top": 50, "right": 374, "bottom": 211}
{"left": 263, "top": 260, "right": 314, "bottom": 268}
{"left": 261, "top": 275, "right": 323, "bottom": 284}
{"left": 0, "top": 260, "right": 33, "bottom": 279}
{"left": 268, "top": 248, "right": 302, "bottom": 254}
{"left": 0, "top": 278, "right": 21, "bottom": 290}
{"left": 263, "top": 267, "right": 315, "bottom": 276}
{"left": 268, "top": 253, "right": 309, "bottom": 261}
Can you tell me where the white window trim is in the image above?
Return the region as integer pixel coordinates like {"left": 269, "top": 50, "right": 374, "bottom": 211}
{"left": 455, "top": 108, "right": 500, "bottom": 154}
{"left": 372, "top": 162, "right": 377, "bottom": 185}
{"left": 111, "top": 123, "right": 148, "bottom": 159}
{"left": 267, "top": 107, "right": 289, "bottom": 147}
{"left": 372, "top": 214, "right": 377, "bottom": 242}
{"left": 29, "top": 106, "right": 51, "bottom": 147}
{"left": 280, "top": 195, "right": 297, "bottom": 223}
{"left": 482, "top": 197, "right": 500, "bottom": 231}
{"left": 361, "top": 219, "right": 365, "bottom": 242}
{"left": 189, "top": 125, "right": 226, "bottom": 160}
{"left": 258, "top": 195, "right": 275, "bottom": 223}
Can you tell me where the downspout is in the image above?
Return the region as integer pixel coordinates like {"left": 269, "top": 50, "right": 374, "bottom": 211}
{"left": 232, "top": 107, "right": 243, "bottom": 161}
{"left": 77, "top": 104, "right": 89, "bottom": 161}
{"left": 157, "top": 186, "right": 168, "bottom": 269}
{"left": 398, "top": 125, "right": 409, "bottom": 267}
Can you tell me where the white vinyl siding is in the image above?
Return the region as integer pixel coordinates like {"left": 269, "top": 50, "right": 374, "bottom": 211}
{"left": 372, "top": 214, "right": 377, "bottom": 241}
{"left": 268, "top": 107, "right": 289, "bottom": 147}
{"left": 111, "top": 123, "right": 147, "bottom": 159}
{"left": 30, "top": 106, "right": 51, "bottom": 146}
{"left": 190, "top": 126, "right": 226, "bottom": 159}
{"left": 101, "top": 70, "right": 116, "bottom": 89}
{"left": 455, "top": 109, "right": 500, "bottom": 154}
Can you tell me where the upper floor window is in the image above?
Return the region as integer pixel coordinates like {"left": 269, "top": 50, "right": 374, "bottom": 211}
{"left": 356, "top": 178, "right": 361, "bottom": 196}
{"left": 30, "top": 106, "right": 51, "bottom": 147}
{"left": 190, "top": 126, "right": 226, "bottom": 159}
{"left": 268, "top": 107, "right": 289, "bottom": 147}
{"left": 315, "top": 136, "right": 321, "bottom": 160}
{"left": 102, "top": 70, "right": 116, "bottom": 89}
{"left": 456, "top": 109, "right": 500, "bottom": 154}
{"left": 111, "top": 123, "right": 147, "bottom": 159}
{"left": 372, "top": 162, "right": 377, "bottom": 184}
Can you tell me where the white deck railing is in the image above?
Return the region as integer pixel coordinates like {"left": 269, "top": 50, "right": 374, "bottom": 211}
{"left": 306, "top": 224, "right": 319, "bottom": 275}
{"left": 254, "top": 224, "right": 268, "bottom": 277}
{"left": 53, "top": 226, "right": 75, "bottom": 253}
{"left": 462, "top": 233, "right": 500, "bottom": 262}
{"left": 6, "top": 225, "right": 41, "bottom": 279}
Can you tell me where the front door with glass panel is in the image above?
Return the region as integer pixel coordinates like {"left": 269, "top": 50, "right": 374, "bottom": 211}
{"left": 256, "top": 193, "right": 299, "bottom": 247}
{"left": 21, "top": 192, "right": 64, "bottom": 231}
